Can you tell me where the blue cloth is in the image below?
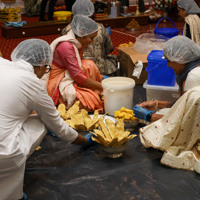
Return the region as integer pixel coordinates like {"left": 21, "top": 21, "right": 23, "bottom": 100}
{"left": 176, "top": 58, "right": 200, "bottom": 95}
{"left": 133, "top": 105, "right": 153, "bottom": 121}
{"left": 106, "top": 27, "right": 111, "bottom": 35}
{"left": 5, "top": 21, "right": 27, "bottom": 27}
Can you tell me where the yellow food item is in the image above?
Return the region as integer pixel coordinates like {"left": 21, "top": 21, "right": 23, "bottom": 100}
{"left": 118, "top": 41, "right": 133, "bottom": 48}
{"left": 58, "top": 101, "right": 99, "bottom": 131}
{"left": 91, "top": 118, "right": 137, "bottom": 147}
{"left": 114, "top": 106, "right": 137, "bottom": 121}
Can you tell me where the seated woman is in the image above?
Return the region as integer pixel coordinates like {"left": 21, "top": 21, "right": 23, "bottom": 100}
{"left": 177, "top": 0, "right": 200, "bottom": 45}
{"left": 42, "top": 14, "right": 104, "bottom": 112}
{"left": 139, "top": 85, "right": 200, "bottom": 174}
{"left": 61, "top": 0, "right": 118, "bottom": 75}
{"left": 133, "top": 35, "right": 200, "bottom": 122}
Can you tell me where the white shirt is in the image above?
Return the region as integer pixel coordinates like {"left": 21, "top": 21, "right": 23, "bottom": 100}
{"left": 0, "top": 57, "right": 78, "bottom": 167}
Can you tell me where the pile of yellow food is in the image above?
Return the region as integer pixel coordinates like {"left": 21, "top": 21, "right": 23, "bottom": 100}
{"left": 57, "top": 101, "right": 99, "bottom": 131}
{"left": 118, "top": 41, "right": 133, "bottom": 48}
{"left": 126, "top": 19, "right": 140, "bottom": 30}
{"left": 91, "top": 117, "right": 137, "bottom": 147}
{"left": 114, "top": 107, "right": 137, "bottom": 121}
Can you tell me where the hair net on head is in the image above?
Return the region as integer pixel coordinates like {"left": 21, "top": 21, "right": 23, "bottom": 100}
{"left": 11, "top": 39, "right": 53, "bottom": 66}
{"left": 72, "top": 0, "right": 95, "bottom": 17}
{"left": 163, "top": 35, "right": 200, "bottom": 64}
{"left": 177, "top": 0, "right": 200, "bottom": 14}
{"left": 71, "top": 14, "right": 98, "bottom": 37}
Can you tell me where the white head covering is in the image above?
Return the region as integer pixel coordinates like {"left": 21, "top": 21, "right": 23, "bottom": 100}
{"left": 72, "top": 0, "right": 95, "bottom": 17}
{"left": 71, "top": 14, "right": 98, "bottom": 37}
{"left": 177, "top": 0, "right": 200, "bottom": 14}
{"left": 11, "top": 39, "right": 53, "bottom": 66}
{"left": 163, "top": 35, "right": 200, "bottom": 64}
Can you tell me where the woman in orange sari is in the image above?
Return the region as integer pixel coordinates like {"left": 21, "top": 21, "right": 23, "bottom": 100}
{"left": 42, "top": 14, "right": 104, "bottom": 112}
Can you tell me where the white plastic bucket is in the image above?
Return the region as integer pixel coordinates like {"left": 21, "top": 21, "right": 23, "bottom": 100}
{"left": 102, "top": 77, "right": 135, "bottom": 116}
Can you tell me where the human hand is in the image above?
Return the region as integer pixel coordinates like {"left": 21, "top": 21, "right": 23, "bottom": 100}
{"left": 84, "top": 132, "right": 96, "bottom": 146}
{"left": 137, "top": 100, "right": 157, "bottom": 111}
{"left": 133, "top": 105, "right": 153, "bottom": 121}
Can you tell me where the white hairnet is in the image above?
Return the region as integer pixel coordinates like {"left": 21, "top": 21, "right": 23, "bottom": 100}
{"left": 72, "top": 0, "right": 95, "bottom": 17}
{"left": 163, "top": 35, "right": 200, "bottom": 64}
{"left": 177, "top": 0, "right": 200, "bottom": 14}
{"left": 11, "top": 39, "right": 53, "bottom": 66}
{"left": 71, "top": 14, "right": 98, "bottom": 37}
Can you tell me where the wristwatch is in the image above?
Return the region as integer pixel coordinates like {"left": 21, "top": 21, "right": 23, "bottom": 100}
{"left": 146, "top": 112, "right": 153, "bottom": 122}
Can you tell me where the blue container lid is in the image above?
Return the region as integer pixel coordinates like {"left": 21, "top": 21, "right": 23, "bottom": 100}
{"left": 147, "top": 50, "right": 167, "bottom": 62}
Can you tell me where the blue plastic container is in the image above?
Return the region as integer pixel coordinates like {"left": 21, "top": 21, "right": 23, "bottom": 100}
{"left": 146, "top": 50, "right": 176, "bottom": 86}
{"left": 154, "top": 17, "right": 179, "bottom": 38}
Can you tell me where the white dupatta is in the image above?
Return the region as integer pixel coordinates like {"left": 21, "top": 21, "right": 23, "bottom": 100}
{"left": 41, "top": 29, "right": 82, "bottom": 107}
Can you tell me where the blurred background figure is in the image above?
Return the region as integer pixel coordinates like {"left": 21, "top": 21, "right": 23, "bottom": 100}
{"left": 24, "top": 0, "right": 41, "bottom": 17}
{"left": 177, "top": 0, "right": 200, "bottom": 45}
{"left": 62, "top": 0, "right": 119, "bottom": 75}
{"left": 39, "top": 0, "right": 76, "bottom": 21}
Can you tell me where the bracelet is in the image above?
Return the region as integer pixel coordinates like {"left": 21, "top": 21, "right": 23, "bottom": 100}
{"left": 154, "top": 100, "right": 158, "bottom": 112}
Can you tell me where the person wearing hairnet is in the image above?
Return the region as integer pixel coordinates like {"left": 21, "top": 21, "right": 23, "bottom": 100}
{"left": 0, "top": 39, "right": 95, "bottom": 200}
{"left": 177, "top": 0, "right": 200, "bottom": 45}
{"left": 61, "top": 0, "right": 118, "bottom": 75}
{"left": 42, "top": 14, "right": 104, "bottom": 112}
{"left": 133, "top": 35, "right": 200, "bottom": 122}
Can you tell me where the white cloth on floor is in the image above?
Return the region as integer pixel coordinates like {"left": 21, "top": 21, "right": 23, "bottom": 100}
{"left": 139, "top": 85, "right": 200, "bottom": 173}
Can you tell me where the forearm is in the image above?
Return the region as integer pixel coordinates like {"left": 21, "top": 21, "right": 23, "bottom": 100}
{"left": 157, "top": 100, "right": 172, "bottom": 109}
{"left": 82, "top": 78, "right": 103, "bottom": 90}
{"left": 150, "top": 113, "right": 164, "bottom": 122}
{"left": 71, "top": 134, "right": 88, "bottom": 146}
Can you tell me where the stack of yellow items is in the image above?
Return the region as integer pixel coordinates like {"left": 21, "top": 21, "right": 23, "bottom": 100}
{"left": 114, "top": 107, "right": 137, "bottom": 121}
{"left": 91, "top": 117, "right": 137, "bottom": 147}
{"left": 57, "top": 101, "right": 99, "bottom": 131}
{"left": 118, "top": 41, "right": 133, "bottom": 48}
{"left": 0, "top": 7, "right": 21, "bottom": 22}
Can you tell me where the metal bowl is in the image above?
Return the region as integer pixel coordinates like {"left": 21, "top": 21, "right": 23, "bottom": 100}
{"left": 101, "top": 143, "right": 128, "bottom": 158}
{"left": 124, "top": 119, "right": 139, "bottom": 129}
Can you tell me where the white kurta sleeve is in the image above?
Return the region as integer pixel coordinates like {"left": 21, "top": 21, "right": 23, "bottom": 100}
{"left": 33, "top": 88, "right": 78, "bottom": 143}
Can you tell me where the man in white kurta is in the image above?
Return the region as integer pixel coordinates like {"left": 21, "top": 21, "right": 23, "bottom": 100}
{"left": 0, "top": 39, "right": 90, "bottom": 200}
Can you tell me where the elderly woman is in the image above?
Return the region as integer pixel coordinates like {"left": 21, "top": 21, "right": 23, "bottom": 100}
{"left": 177, "top": 0, "right": 200, "bottom": 45}
{"left": 42, "top": 14, "right": 104, "bottom": 112}
{"left": 0, "top": 39, "right": 94, "bottom": 200}
{"left": 61, "top": 0, "right": 118, "bottom": 75}
{"left": 133, "top": 35, "right": 200, "bottom": 122}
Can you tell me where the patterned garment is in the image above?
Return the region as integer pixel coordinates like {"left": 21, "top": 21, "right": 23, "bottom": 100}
{"left": 139, "top": 85, "right": 200, "bottom": 173}
{"left": 24, "top": 0, "right": 41, "bottom": 16}
{"left": 62, "top": 23, "right": 118, "bottom": 75}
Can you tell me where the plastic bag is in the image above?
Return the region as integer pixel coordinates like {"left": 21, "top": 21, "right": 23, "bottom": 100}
{"left": 133, "top": 33, "right": 169, "bottom": 54}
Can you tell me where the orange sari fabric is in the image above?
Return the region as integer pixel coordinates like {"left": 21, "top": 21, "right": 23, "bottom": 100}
{"left": 47, "top": 60, "right": 104, "bottom": 112}
{"left": 47, "top": 62, "right": 65, "bottom": 106}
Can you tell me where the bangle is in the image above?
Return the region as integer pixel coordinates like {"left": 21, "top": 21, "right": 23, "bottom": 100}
{"left": 154, "top": 100, "right": 158, "bottom": 112}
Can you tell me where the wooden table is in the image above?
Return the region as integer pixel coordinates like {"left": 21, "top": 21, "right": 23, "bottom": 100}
{"left": 1, "top": 14, "right": 149, "bottom": 39}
